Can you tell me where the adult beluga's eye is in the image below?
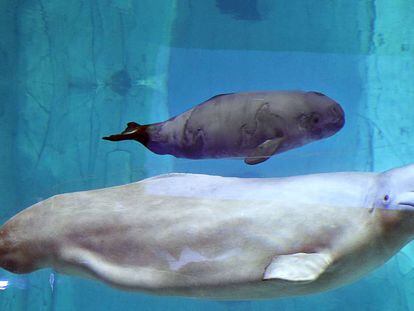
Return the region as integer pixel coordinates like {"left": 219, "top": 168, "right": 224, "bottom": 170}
{"left": 383, "top": 195, "right": 390, "bottom": 202}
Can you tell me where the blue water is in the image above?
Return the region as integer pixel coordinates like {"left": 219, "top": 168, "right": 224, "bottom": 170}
{"left": 1, "top": 0, "right": 414, "bottom": 310}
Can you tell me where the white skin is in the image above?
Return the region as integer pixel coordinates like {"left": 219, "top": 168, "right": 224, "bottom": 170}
{"left": 1, "top": 164, "right": 414, "bottom": 299}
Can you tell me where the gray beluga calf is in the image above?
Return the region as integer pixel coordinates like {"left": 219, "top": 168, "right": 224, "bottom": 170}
{"left": 2, "top": 164, "right": 414, "bottom": 299}
{"left": 103, "top": 91, "right": 345, "bottom": 164}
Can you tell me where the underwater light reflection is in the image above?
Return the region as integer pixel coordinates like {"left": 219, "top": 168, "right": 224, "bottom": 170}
{"left": 0, "top": 280, "right": 9, "bottom": 290}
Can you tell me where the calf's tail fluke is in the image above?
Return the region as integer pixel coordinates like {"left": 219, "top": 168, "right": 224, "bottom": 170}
{"left": 103, "top": 122, "right": 149, "bottom": 145}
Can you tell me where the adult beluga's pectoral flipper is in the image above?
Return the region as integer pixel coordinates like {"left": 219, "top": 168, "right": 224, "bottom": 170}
{"left": 244, "top": 137, "right": 285, "bottom": 165}
{"left": 263, "top": 252, "right": 332, "bottom": 282}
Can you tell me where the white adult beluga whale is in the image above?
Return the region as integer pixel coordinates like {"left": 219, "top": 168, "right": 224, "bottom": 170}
{"left": 1, "top": 164, "right": 414, "bottom": 299}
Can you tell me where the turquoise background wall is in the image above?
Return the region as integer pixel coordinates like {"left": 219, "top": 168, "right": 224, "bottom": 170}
{"left": 1, "top": 1, "right": 414, "bottom": 310}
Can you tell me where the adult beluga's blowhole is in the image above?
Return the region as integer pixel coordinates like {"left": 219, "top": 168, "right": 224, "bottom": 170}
{"left": 1, "top": 164, "right": 414, "bottom": 299}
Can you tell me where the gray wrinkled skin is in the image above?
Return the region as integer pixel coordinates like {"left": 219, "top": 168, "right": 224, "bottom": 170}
{"left": 139, "top": 91, "right": 344, "bottom": 164}
{"left": 1, "top": 164, "right": 414, "bottom": 299}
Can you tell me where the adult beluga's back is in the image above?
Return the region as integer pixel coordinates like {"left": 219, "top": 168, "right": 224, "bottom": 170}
{"left": 103, "top": 91, "right": 345, "bottom": 164}
{"left": 1, "top": 164, "right": 414, "bottom": 299}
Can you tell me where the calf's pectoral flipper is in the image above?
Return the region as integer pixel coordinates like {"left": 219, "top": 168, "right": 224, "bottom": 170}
{"left": 245, "top": 137, "right": 285, "bottom": 165}
{"left": 263, "top": 252, "right": 332, "bottom": 282}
